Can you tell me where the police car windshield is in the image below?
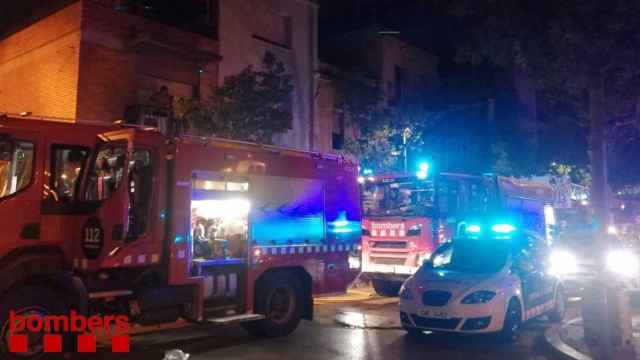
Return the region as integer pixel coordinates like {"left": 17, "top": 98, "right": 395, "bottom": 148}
{"left": 433, "top": 240, "right": 509, "bottom": 273}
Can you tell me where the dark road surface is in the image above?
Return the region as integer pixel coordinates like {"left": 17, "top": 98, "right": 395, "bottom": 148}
{"left": 77, "top": 292, "right": 577, "bottom": 360}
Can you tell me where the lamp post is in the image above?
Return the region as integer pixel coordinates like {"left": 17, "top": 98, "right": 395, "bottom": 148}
{"left": 402, "top": 127, "right": 411, "bottom": 173}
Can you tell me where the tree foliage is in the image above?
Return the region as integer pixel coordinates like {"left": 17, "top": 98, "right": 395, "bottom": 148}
{"left": 176, "top": 51, "right": 294, "bottom": 144}
{"left": 450, "top": 0, "right": 640, "bottom": 190}
{"left": 334, "top": 70, "right": 432, "bottom": 173}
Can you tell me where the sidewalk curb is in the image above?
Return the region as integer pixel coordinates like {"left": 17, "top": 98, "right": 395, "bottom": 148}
{"left": 544, "top": 318, "right": 592, "bottom": 360}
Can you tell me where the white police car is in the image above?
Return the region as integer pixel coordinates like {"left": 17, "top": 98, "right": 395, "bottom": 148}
{"left": 399, "top": 223, "right": 566, "bottom": 342}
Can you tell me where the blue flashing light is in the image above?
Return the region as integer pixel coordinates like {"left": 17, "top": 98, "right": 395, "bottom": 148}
{"left": 466, "top": 224, "right": 481, "bottom": 234}
{"left": 174, "top": 235, "right": 185, "bottom": 243}
{"left": 416, "top": 162, "right": 429, "bottom": 179}
{"left": 491, "top": 224, "right": 516, "bottom": 234}
{"left": 327, "top": 211, "right": 360, "bottom": 235}
{"left": 362, "top": 169, "right": 373, "bottom": 175}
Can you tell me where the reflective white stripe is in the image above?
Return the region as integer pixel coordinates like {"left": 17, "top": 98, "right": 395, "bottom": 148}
{"left": 390, "top": 230, "right": 396, "bottom": 237}
{"left": 151, "top": 254, "right": 160, "bottom": 263}
{"left": 372, "top": 230, "right": 378, "bottom": 236}
{"left": 124, "top": 256, "right": 132, "bottom": 265}
{"left": 137, "top": 255, "right": 146, "bottom": 264}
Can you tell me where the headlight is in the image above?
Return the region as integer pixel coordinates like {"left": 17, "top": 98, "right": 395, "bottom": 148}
{"left": 349, "top": 255, "right": 361, "bottom": 269}
{"left": 548, "top": 250, "right": 578, "bottom": 276}
{"left": 607, "top": 249, "right": 639, "bottom": 277}
{"left": 399, "top": 284, "right": 414, "bottom": 300}
{"left": 461, "top": 290, "right": 496, "bottom": 304}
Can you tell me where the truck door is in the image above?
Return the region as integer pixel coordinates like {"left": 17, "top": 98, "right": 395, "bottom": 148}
{"left": 0, "top": 130, "right": 41, "bottom": 250}
{"left": 77, "top": 129, "right": 162, "bottom": 270}
{"left": 77, "top": 131, "right": 133, "bottom": 266}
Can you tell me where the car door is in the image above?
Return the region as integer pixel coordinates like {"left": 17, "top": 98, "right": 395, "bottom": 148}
{"left": 515, "top": 232, "right": 555, "bottom": 318}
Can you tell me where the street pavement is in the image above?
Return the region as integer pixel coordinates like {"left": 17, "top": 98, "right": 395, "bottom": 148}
{"left": 76, "top": 289, "right": 576, "bottom": 360}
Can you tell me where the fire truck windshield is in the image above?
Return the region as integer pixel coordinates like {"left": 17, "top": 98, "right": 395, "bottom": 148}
{"left": 362, "top": 179, "right": 434, "bottom": 217}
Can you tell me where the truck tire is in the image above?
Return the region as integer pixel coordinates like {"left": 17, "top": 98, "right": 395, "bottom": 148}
{"left": 548, "top": 286, "right": 566, "bottom": 323}
{"left": 499, "top": 298, "right": 522, "bottom": 343}
{"left": 242, "top": 272, "right": 303, "bottom": 337}
{"left": 0, "top": 286, "right": 71, "bottom": 359}
{"left": 372, "top": 279, "right": 401, "bottom": 297}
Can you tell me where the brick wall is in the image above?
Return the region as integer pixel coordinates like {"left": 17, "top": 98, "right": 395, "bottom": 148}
{"left": 77, "top": 0, "right": 220, "bottom": 124}
{"left": 0, "top": 2, "right": 82, "bottom": 120}
{"left": 0, "top": 0, "right": 220, "bottom": 124}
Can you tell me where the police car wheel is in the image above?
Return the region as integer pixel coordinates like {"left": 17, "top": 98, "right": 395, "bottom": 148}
{"left": 499, "top": 299, "right": 522, "bottom": 343}
{"left": 242, "top": 272, "right": 303, "bottom": 338}
{"left": 548, "top": 287, "right": 566, "bottom": 323}
{"left": 0, "top": 286, "right": 71, "bottom": 360}
{"left": 371, "top": 279, "right": 401, "bottom": 297}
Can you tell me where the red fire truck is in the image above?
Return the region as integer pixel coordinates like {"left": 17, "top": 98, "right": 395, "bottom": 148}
{"left": 0, "top": 117, "right": 361, "bottom": 357}
{"left": 360, "top": 172, "right": 506, "bottom": 296}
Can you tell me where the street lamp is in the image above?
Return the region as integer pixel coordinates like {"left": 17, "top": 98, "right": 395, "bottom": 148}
{"left": 402, "top": 127, "right": 411, "bottom": 173}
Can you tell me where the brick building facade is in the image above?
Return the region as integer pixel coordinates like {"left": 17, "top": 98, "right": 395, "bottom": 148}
{"left": 1, "top": 0, "right": 323, "bottom": 151}
{"left": 0, "top": 0, "right": 220, "bottom": 127}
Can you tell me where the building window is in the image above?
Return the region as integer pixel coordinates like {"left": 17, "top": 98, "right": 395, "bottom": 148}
{"left": 394, "top": 66, "right": 405, "bottom": 102}
{"left": 332, "top": 111, "right": 345, "bottom": 150}
{"left": 283, "top": 15, "right": 293, "bottom": 48}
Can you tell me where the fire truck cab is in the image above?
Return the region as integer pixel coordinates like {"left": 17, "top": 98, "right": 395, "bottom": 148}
{"left": 360, "top": 172, "right": 496, "bottom": 296}
{"left": 0, "top": 123, "right": 361, "bottom": 358}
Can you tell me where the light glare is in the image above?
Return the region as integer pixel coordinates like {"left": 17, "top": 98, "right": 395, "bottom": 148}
{"left": 607, "top": 250, "right": 639, "bottom": 277}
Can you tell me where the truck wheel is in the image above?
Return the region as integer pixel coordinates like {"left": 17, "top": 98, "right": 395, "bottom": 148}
{"left": 372, "top": 279, "right": 401, "bottom": 297}
{"left": 0, "top": 286, "right": 71, "bottom": 359}
{"left": 548, "top": 287, "right": 566, "bottom": 323}
{"left": 499, "top": 299, "right": 522, "bottom": 343}
{"left": 242, "top": 272, "right": 303, "bottom": 337}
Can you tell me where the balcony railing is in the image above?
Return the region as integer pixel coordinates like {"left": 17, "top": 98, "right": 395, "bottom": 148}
{"left": 124, "top": 104, "right": 169, "bottom": 134}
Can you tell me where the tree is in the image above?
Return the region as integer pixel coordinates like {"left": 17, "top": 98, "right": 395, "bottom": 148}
{"left": 451, "top": 0, "right": 640, "bottom": 224}
{"left": 178, "top": 51, "right": 294, "bottom": 144}
{"left": 334, "top": 70, "right": 432, "bottom": 173}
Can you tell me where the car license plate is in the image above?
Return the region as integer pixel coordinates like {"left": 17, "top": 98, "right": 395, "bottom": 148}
{"left": 420, "top": 309, "right": 448, "bottom": 319}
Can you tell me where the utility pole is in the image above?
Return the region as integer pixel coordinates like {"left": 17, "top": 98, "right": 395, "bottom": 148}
{"left": 582, "top": 71, "right": 635, "bottom": 360}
